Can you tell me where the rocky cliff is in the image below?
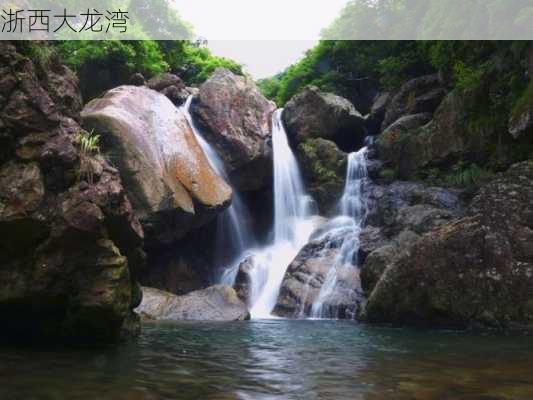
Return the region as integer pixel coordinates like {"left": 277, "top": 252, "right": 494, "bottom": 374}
{"left": 0, "top": 42, "right": 144, "bottom": 343}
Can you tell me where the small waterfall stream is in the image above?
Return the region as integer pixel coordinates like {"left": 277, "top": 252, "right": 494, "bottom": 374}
{"left": 247, "top": 109, "right": 319, "bottom": 319}
{"left": 179, "top": 97, "right": 255, "bottom": 284}
{"left": 310, "top": 147, "right": 368, "bottom": 318}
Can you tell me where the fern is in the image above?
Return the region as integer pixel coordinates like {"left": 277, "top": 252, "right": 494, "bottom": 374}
{"left": 76, "top": 130, "right": 101, "bottom": 185}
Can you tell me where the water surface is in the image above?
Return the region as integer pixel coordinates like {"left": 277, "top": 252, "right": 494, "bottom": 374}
{"left": 1, "top": 320, "right": 532, "bottom": 400}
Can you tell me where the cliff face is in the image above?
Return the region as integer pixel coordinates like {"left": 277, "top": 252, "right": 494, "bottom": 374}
{"left": 0, "top": 42, "right": 145, "bottom": 343}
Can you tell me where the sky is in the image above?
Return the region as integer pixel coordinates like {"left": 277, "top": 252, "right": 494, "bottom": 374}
{"left": 173, "top": 0, "right": 349, "bottom": 78}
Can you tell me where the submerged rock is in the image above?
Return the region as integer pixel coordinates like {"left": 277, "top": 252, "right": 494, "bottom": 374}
{"left": 362, "top": 162, "right": 533, "bottom": 330}
{"left": 0, "top": 42, "right": 144, "bottom": 343}
{"left": 283, "top": 85, "right": 366, "bottom": 151}
{"left": 82, "top": 85, "right": 232, "bottom": 248}
{"left": 193, "top": 68, "right": 275, "bottom": 191}
{"left": 136, "top": 286, "right": 250, "bottom": 321}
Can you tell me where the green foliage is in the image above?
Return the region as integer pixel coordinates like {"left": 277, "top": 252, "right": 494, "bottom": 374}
{"left": 171, "top": 44, "right": 243, "bottom": 85}
{"left": 269, "top": 40, "right": 431, "bottom": 107}
{"left": 511, "top": 80, "right": 533, "bottom": 122}
{"left": 379, "top": 168, "right": 398, "bottom": 182}
{"left": 19, "top": 41, "right": 56, "bottom": 72}
{"left": 76, "top": 130, "right": 101, "bottom": 184}
{"left": 445, "top": 163, "right": 494, "bottom": 188}
{"left": 55, "top": 40, "right": 243, "bottom": 99}
{"left": 257, "top": 74, "right": 283, "bottom": 104}
{"left": 57, "top": 40, "right": 168, "bottom": 78}
{"left": 453, "top": 61, "right": 485, "bottom": 92}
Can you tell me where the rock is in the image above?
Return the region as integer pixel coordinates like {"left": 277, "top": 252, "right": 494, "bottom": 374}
{"left": 136, "top": 286, "right": 250, "bottom": 321}
{"left": 360, "top": 244, "right": 397, "bottom": 294}
{"left": 366, "top": 92, "right": 391, "bottom": 135}
{"left": 376, "top": 91, "right": 494, "bottom": 179}
{"left": 283, "top": 85, "right": 366, "bottom": 151}
{"left": 274, "top": 222, "right": 363, "bottom": 319}
{"left": 0, "top": 42, "right": 144, "bottom": 344}
{"left": 381, "top": 74, "right": 446, "bottom": 131}
{"left": 365, "top": 181, "right": 464, "bottom": 238}
{"left": 362, "top": 162, "right": 533, "bottom": 330}
{"left": 509, "top": 83, "right": 532, "bottom": 139}
{"left": 193, "top": 68, "right": 275, "bottom": 191}
{"left": 358, "top": 225, "right": 390, "bottom": 261}
{"left": 129, "top": 73, "right": 145, "bottom": 86}
{"left": 357, "top": 181, "right": 463, "bottom": 295}
{"left": 82, "top": 85, "right": 232, "bottom": 248}
{"left": 297, "top": 138, "right": 347, "bottom": 213}
{"left": 382, "top": 113, "right": 432, "bottom": 135}
{"left": 140, "top": 238, "right": 211, "bottom": 296}
{"left": 146, "top": 72, "right": 184, "bottom": 92}
{"left": 234, "top": 256, "right": 254, "bottom": 304}
{"left": 160, "top": 85, "right": 190, "bottom": 106}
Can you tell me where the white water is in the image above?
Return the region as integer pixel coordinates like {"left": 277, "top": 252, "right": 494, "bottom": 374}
{"left": 247, "top": 109, "right": 319, "bottom": 319}
{"left": 180, "top": 97, "right": 255, "bottom": 284}
{"left": 310, "top": 147, "right": 368, "bottom": 318}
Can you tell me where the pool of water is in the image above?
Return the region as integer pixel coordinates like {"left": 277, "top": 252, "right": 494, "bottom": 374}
{"left": 1, "top": 320, "right": 532, "bottom": 400}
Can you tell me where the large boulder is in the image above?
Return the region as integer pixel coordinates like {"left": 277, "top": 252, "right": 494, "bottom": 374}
{"left": 381, "top": 74, "right": 446, "bottom": 131}
{"left": 362, "top": 162, "right": 533, "bottom": 330}
{"left": 358, "top": 181, "right": 464, "bottom": 295}
{"left": 192, "top": 68, "right": 276, "bottom": 191}
{"left": 274, "top": 218, "right": 364, "bottom": 319}
{"left": 82, "top": 85, "right": 232, "bottom": 248}
{"left": 376, "top": 91, "right": 495, "bottom": 179}
{"left": 297, "top": 138, "right": 347, "bottom": 214}
{"left": 136, "top": 286, "right": 250, "bottom": 321}
{"left": 0, "top": 42, "right": 144, "bottom": 343}
{"left": 283, "top": 85, "right": 366, "bottom": 151}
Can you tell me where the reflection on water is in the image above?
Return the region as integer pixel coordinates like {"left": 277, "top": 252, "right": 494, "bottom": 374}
{"left": 1, "top": 320, "right": 533, "bottom": 399}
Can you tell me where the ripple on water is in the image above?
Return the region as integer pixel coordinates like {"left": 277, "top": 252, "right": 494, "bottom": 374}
{"left": 1, "top": 320, "right": 533, "bottom": 400}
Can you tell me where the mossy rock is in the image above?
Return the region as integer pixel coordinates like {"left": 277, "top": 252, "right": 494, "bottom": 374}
{"left": 297, "top": 138, "right": 347, "bottom": 213}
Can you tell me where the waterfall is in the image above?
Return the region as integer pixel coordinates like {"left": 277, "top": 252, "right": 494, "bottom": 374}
{"left": 247, "top": 109, "right": 319, "bottom": 319}
{"left": 310, "top": 146, "right": 368, "bottom": 319}
{"left": 179, "top": 97, "right": 254, "bottom": 284}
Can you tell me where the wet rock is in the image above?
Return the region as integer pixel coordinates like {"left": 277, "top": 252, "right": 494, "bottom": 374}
{"left": 360, "top": 244, "right": 396, "bottom": 294}
{"left": 283, "top": 85, "right": 366, "bottom": 151}
{"left": 362, "top": 162, "right": 533, "bottom": 330}
{"left": 381, "top": 74, "right": 446, "bottom": 131}
{"left": 274, "top": 221, "right": 363, "bottom": 319}
{"left": 82, "top": 85, "right": 232, "bottom": 248}
{"left": 297, "top": 138, "right": 347, "bottom": 213}
{"left": 136, "top": 286, "right": 250, "bottom": 321}
{"left": 234, "top": 256, "right": 254, "bottom": 304}
{"left": 193, "top": 68, "right": 275, "bottom": 191}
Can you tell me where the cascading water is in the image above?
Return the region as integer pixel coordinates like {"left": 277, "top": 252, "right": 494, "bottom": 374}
{"left": 310, "top": 146, "right": 368, "bottom": 319}
{"left": 179, "top": 96, "right": 255, "bottom": 284}
{"left": 247, "top": 109, "right": 319, "bottom": 319}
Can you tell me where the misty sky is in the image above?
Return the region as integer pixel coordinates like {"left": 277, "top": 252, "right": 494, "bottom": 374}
{"left": 174, "top": 0, "right": 348, "bottom": 78}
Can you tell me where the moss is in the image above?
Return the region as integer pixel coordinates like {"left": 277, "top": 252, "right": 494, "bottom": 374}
{"left": 379, "top": 168, "right": 398, "bottom": 182}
